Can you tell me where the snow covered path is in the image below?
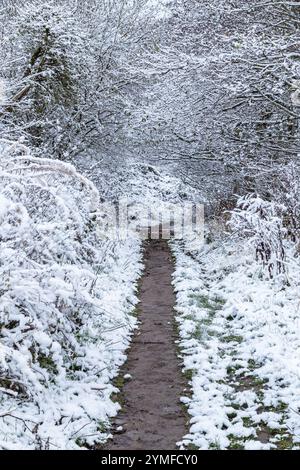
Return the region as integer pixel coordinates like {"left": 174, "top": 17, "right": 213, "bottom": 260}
{"left": 105, "top": 241, "right": 187, "bottom": 450}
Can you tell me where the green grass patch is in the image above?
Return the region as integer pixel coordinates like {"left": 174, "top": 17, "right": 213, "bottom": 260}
{"left": 243, "top": 417, "right": 254, "bottom": 428}
{"left": 209, "top": 441, "right": 221, "bottom": 450}
{"left": 37, "top": 353, "right": 58, "bottom": 375}
{"left": 227, "top": 411, "right": 238, "bottom": 421}
{"left": 228, "top": 434, "right": 256, "bottom": 450}
{"left": 188, "top": 294, "right": 225, "bottom": 313}
{"left": 222, "top": 335, "right": 243, "bottom": 344}
{"left": 187, "top": 443, "right": 199, "bottom": 450}
{"left": 184, "top": 368, "right": 197, "bottom": 381}
{"left": 97, "top": 421, "right": 109, "bottom": 433}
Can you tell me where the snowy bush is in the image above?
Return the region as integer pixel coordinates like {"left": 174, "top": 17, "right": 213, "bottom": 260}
{"left": 273, "top": 163, "right": 300, "bottom": 244}
{"left": 0, "top": 140, "right": 142, "bottom": 449}
{"left": 229, "top": 195, "right": 286, "bottom": 278}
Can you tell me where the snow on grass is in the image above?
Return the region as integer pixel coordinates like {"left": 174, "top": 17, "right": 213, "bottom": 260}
{"left": 0, "top": 143, "right": 143, "bottom": 449}
{"left": 172, "top": 235, "right": 300, "bottom": 450}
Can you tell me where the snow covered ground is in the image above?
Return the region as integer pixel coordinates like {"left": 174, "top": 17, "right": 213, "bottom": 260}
{"left": 172, "top": 233, "right": 300, "bottom": 450}
{"left": 0, "top": 144, "right": 199, "bottom": 450}
{"left": 0, "top": 144, "right": 143, "bottom": 449}
{"left": 3, "top": 145, "right": 299, "bottom": 451}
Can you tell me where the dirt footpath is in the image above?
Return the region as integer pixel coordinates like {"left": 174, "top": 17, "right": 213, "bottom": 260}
{"left": 106, "top": 240, "right": 187, "bottom": 450}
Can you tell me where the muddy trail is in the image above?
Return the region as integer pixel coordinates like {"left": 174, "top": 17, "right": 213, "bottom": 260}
{"left": 106, "top": 240, "right": 187, "bottom": 450}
